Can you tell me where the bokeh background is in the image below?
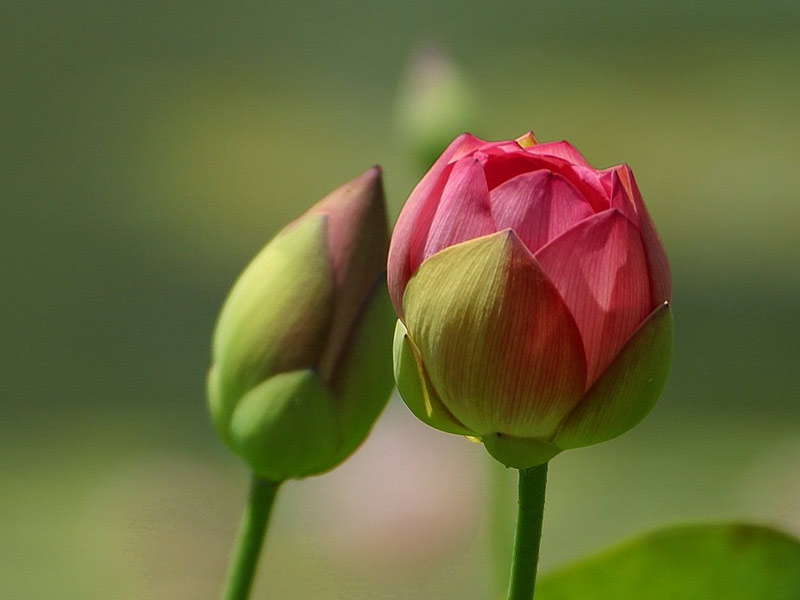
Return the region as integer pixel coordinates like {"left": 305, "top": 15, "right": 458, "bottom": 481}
{"left": 3, "top": 1, "right": 799, "bottom": 598}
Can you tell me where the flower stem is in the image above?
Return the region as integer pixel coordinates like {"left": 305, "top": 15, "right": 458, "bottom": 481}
{"left": 489, "top": 458, "right": 515, "bottom": 596}
{"left": 507, "top": 463, "right": 548, "bottom": 600}
{"left": 222, "top": 475, "right": 280, "bottom": 600}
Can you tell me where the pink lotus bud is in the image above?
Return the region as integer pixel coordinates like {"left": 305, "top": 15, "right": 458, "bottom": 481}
{"left": 389, "top": 133, "right": 673, "bottom": 468}
{"left": 208, "top": 168, "right": 395, "bottom": 481}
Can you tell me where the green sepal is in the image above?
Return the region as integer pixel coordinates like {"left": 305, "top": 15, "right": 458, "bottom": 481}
{"left": 554, "top": 302, "right": 673, "bottom": 450}
{"left": 393, "top": 319, "right": 474, "bottom": 435}
{"left": 483, "top": 432, "right": 561, "bottom": 469}
{"left": 328, "top": 277, "right": 396, "bottom": 462}
{"left": 229, "top": 369, "right": 342, "bottom": 481}
{"left": 402, "top": 231, "right": 586, "bottom": 438}
{"left": 210, "top": 214, "right": 334, "bottom": 442}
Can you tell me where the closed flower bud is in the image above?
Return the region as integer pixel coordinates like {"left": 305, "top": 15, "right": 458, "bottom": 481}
{"left": 388, "top": 133, "right": 673, "bottom": 468}
{"left": 208, "top": 168, "right": 394, "bottom": 481}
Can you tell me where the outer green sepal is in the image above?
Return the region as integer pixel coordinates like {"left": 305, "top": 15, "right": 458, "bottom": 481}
{"left": 393, "top": 319, "right": 473, "bottom": 435}
{"left": 229, "top": 369, "right": 341, "bottom": 482}
{"left": 401, "top": 231, "right": 586, "bottom": 439}
{"left": 483, "top": 433, "right": 561, "bottom": 469}
{"left": 328, "top": 278, "right": 396, "bottom": 462}
{"left": 554, "top": 302, "right": 673, "bottom": 449}
{"left": 210, "top": 214, "right": 334, "bottom": 443}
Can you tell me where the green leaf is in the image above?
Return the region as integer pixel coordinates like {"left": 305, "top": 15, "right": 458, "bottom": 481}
{"left": 537, "top": 523, "right": 800, "bottom": 600}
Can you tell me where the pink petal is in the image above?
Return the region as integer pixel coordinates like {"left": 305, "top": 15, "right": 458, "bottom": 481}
{"left": 422, "top": 156, "right": 495, "bottom": 259}
{"left": 600, "top": 168, "right": 638, "bottom": 223}
{"left": 524, "top": 140, "right": 592, "bottom": 168}
{"left": 448, "top": 132, "right": 489, "bottom": 161}
{"left": 535, "top": 209, "right": 652, "bottom": 386}
{"left": 490, "top": 170, "right": 595, "bottom": 253}
{"left": 388, "top": 133, "right": 486, "bottom": 316}
{"left": 487, "top": 140, "right": 528, "bottom": 154}
{"left": 480, "top": 151, "right": 610, "bottom": 212}
{"left": 615, "top": 165, "right": 672, "bottom": 306}
{"left": 480, "top": 150, "right": 564, "bottom": 189}
{"left": 567, "top": 165, "right": 611, "bottom": 212}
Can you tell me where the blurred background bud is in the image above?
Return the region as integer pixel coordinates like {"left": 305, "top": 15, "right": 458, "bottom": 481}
{"left": 208, "top": 168, "right": 395, "bottom": 481}
{"left": 394, "top": 44, "right": 479, "bottom": 170}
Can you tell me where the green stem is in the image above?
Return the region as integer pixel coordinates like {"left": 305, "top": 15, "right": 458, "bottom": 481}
{"left": 489, "top": 458, "right": 515, "bottom": 596}
{"left": 507, "top": 463, "right": 549, "bottom": 600}
{"left": 222, "top": 475, "right": 281, "bottom": 600}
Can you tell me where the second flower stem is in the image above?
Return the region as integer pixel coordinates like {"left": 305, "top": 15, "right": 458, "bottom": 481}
{"left": 507, "top": 463, "right": 549, "bottom": 600}
{"left": 222, "top": 475, "right": 280, "bottom": 600}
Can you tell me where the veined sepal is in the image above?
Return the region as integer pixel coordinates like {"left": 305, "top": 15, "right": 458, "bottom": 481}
{"left": 401, "top": 230, "right": 586, "bottom": 438}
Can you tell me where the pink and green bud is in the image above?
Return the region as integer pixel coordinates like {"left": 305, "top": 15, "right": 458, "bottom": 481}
{"left": 208, "top": 168, "right": 395, "bottom": 481}
{"left": 389, "top": 133, "right": 673, "bottom": 468}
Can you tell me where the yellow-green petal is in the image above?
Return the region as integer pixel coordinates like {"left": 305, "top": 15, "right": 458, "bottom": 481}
{"left": 403, "top": 230, "right": 586, "bottom": 438}
{"left": 554, "top": 302, "right": 673, "bottom": 449}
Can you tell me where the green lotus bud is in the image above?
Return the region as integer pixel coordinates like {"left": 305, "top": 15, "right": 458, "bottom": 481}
{"left": 208, "top": 168, "right": 395, "bottom": 481}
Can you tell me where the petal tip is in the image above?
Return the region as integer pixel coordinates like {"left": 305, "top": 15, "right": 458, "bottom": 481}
{"left": 515, "top": 131, "right": 539, "bottom": 148}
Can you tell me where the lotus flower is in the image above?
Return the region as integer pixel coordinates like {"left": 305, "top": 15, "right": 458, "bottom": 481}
{"left": 389, "top": 132, "right": 673, "bottom": 468}
{"left": 208, "top": 168, "right": 395, "bottom": 481}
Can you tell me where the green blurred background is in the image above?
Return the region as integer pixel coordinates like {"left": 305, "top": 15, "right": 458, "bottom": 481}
{"left": 3, "top": 1, "right": 799, "bottom": 598}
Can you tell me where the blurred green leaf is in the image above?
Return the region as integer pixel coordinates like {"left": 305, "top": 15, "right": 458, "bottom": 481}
{"left": 537, "top": 523, "right": 800, "bottom": 600}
